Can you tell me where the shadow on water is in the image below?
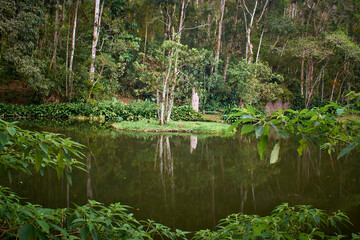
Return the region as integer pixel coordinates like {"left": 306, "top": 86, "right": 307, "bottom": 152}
{"left": 1, "top": 119, "right": 360, "bottom": 233}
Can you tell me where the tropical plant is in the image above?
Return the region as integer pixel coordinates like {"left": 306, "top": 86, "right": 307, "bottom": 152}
{"left": 226, "top": 92, "right": 360, "bottom": 161}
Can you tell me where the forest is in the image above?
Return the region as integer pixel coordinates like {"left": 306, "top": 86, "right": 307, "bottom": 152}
{"left": 1, "top": 0, "right": 359, "bottom": 112}
{"left": 1, "top": 0, "right": 360, "bottom": 239}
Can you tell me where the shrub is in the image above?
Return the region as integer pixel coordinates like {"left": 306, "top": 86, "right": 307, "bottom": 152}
{"left": 171, "top": 105, "right": 204, "bottom": 121}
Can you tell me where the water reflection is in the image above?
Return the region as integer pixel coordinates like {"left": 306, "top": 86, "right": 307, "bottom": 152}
{"left": 1, "top": 122, "right": 360, "bottom": 232}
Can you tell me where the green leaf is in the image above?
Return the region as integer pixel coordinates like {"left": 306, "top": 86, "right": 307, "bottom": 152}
{"left": 19, "top": 223, "right": 33, "bottom": 240}
{"left": 91, "top": 230, "right": 99, "bottom": 240}
{"left": 246, "top": 104, "right": 256, "bottom": 115}
{"left": 297, "top": 139, "right": 308, "bottom": 156}
{"left": 338, "top": 142, "right": 357, "bottom": 159}
{"left": 226, "top": 120, "right": 241, "bottom": 134}
{"left": 241, "top": 125, "right": 254, "bottom": 135}
{"left": 255, "top": 126, "right": 265, "bottom": 139}
{"left": 80, "top": 226, "right": 89, "bottom": 240}
{"left": 35, "top": 150, "right": 42, "bottom": 172}
{"left": 270, "top": 142, "right": 280, "bottom": 165}
{"left": 336, "top": 108, "right": 344, "bottom": 117}
{"left": 6, "top": 126, "right": 16, "bottom": 136}
{"left": 0, "top": 132, "right": 10, "bottom": 145}
{"left": 257, "top": 136, "right": 268, "bottom": 160}
{"left": 278, "top": 131, "right": 289, "bottom": 138}
{"left": 39, "top": 143, "right": 48, "bottom": 154}
{"left": 36, "top": 219, "right": 50, "bottom": 234}
{"left": 253, "top": 224, "right": 269, "bottom": 235}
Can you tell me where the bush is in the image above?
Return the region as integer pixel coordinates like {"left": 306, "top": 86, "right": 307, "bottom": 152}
{"left": 171, "top": 105, "right": 204, "bottom": 121}
{"left": 0, "top": 101, "right": 202, "bottom": 122}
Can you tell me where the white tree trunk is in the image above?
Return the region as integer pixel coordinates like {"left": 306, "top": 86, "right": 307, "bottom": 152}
{"left": 89, "top": 0, "right": 104, "bottom": 83}
{"left": 191, "top": 86, "right": 199, "bottom": 112}
{"left": 69, "top": 0, "right": 80, "bottom": 98}
{"left": 214, "top": 0, "right": 226, "bottom": 70}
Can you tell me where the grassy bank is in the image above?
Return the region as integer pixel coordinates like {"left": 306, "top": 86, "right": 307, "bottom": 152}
{"left": 111, "top": 119, "right": 229, "bottom": 133}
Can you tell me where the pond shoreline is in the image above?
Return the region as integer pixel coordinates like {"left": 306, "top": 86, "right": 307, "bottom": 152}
{"left": 111, "top": 119, "right": 230, "bottom": 134}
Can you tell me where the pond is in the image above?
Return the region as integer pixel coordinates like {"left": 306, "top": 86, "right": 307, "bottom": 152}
{"left": 2, "top": 121, "right": 360, "bottom": 233}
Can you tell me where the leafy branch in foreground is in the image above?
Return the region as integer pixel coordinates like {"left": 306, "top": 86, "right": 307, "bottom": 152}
{"left": 0, "top": 118, "right": 85, "bottom": 183}
{"left": 194, "top": 203, "right": 356, "bottom": 240}
{"left": 227, "top": 92, "right": 360, "bottom": 161}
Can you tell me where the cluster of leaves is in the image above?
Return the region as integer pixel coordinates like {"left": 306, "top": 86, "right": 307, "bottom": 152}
{"left": 0, "top": 101, "right": 203, "bottom": 122}
{"left": 170, "top": 105, "right": 204, "bottom": 121}
{"left": 194, "top": 203, "right": 357, "bottom": 239}
{"left": 226, "top": 92, "right": 360, "bottom": 161}
{"left": 227, "top": 60, "right": 291, "bottom": 108}
{"left": 0, "top": 118, "right": 85, "bottom": 184}
{"left": 0, "top": 187, "right": 189, "bottom": 240}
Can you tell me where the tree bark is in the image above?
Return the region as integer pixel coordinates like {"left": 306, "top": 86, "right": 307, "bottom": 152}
{"left": 89, "top": 0, "right": 105, "bottom": 84}
{"left": 191, "top": 86, "right": 199, "bottom": 112}
{"left": 214, "top": 0, "right": 226, "bottom": 73}
{"left": 223, "top": 0, "right": 239, "bottom": 82}
{"left": 50, "top": 0, "right": 60, "bottom": 69}
{"left": 69, "top": 0, "right": 80, "bottom": 98}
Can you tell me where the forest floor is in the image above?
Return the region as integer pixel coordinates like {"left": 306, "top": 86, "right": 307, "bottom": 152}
{"left": 111, "top": 119, "right": 230, "bottom": 133}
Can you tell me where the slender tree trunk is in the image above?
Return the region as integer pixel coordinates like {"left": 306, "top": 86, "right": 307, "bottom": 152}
{"left": 165, "top": 0, "right": 190, "bottom": 124}
{"left": 223, "top": 0, "right": 239, "bottom": 82}
{"left": 306, "top": 58, "right": 313, "bottom": 101}
{"left": 143, "top": 5, "right": 149, "bottom": 64}
{"left": 300, "top": 50, "right": 305, "bottom": 96}
{"left": 191, "top": 86, "right": 199, "bottom": 112}
{"left": 255, "top": 26, "right": 265, "bottom": 64}
{"left": 89, "top": 0, "right": 105, "bottom": 84}
{"left": 69, "top": 0, "right": 80, "bottom": 98}
{"left": 214, "top": 0, "right": 226, "bottom": 73}
{"left": 50, "top": 0, "right": 60, "bottom": 69}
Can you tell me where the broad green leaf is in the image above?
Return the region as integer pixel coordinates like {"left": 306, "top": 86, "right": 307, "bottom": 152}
{"left": 226, "top": 120, "right": 241, "bottom": 134}
{"left": 336, "top": 108, "right": 344, "bottom": 117}
{"left": 19, "top": 223, "right": 33, "bottom": 240}
{"left": 338, "top": 142, "right": 357, "bottom": 159}
{"left": 241, "top": 125, "right": 254, "bottom": 135}
{"left": 35, "top": 151, "right": 42, "bottom": 171}
{"left": 297, "top": 139, "right": 308, "bottom": 156}
{"left": 278, "top": 131, "right": 289, "bottom": 138}
{"left": 80, "top": 226, "right": 89, "bottom": 240}
{"left": 39, "top": 143, "right": 48, "bottom": 154}
{"left": 257, "top": 136, "right": 268, "bottom": 160}
{"left": 253, "top": 224, "right": 269, "bottom": 235}
{"left": 91, "top": 230, "right": 99, "bottom": 240}
{"left": 36, "top": 219, "right": 50, "bottom": 233}
{"left": 6, "top": 126, "right": 16, "bottom": 136}
{"left": 246, "top": 104, "right": 256, "bottom": 115}
{"left": 0, "top": 132, "right": 10, "bottom": 145}
{"left": 255, "top": 126, "right": 265, "bottom": 139}
{"left": 270, "top": 142, "right": 280, "bottom": 165}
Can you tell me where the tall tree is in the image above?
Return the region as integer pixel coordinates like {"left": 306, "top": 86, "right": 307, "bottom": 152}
{"left": 89, "top": 0, "right": 105, "bottom": 85}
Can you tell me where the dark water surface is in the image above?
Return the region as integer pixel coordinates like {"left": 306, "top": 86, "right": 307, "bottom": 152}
{"left": 2, "top": 121, "right": 360, "bottom": 232}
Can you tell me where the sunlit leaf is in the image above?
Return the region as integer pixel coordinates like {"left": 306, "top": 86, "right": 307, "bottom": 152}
{"left": 257, "top": 136, "right": 268, "bottom": 160}
{"left": 270, "top": 142, "right": 280, "bottom": 164}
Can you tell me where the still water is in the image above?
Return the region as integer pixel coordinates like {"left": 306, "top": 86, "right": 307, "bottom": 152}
{"left": 2, "top": 121, "right": 360, "bottom": 232}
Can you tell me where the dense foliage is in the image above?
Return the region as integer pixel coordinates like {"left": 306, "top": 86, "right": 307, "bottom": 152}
{"left": 227, "top": 92, "right": 360, "bottom": 161}
{"left": 0, "top": 0, "right": 359, "bottom": 111}
{"left": 0, "top": 101, "right": 203, "bottom": 122}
